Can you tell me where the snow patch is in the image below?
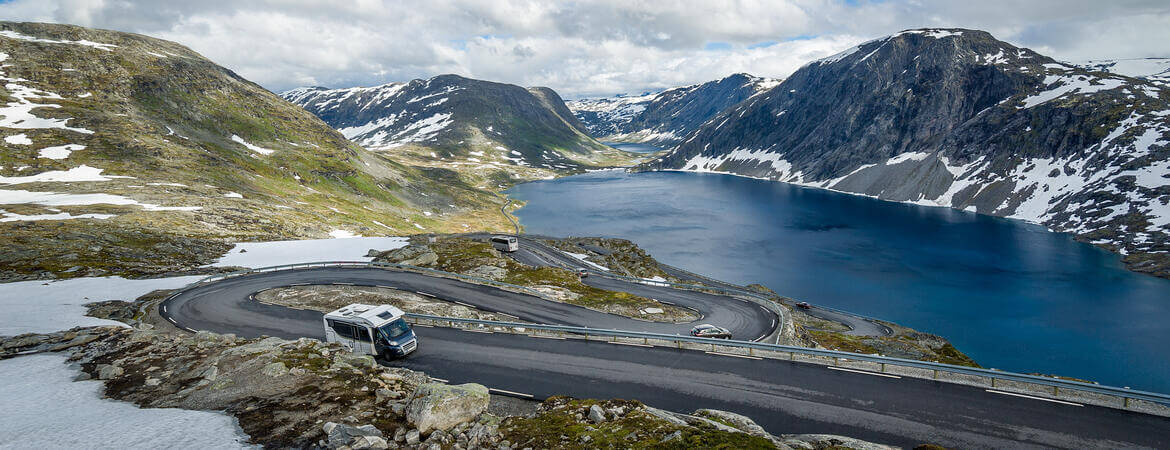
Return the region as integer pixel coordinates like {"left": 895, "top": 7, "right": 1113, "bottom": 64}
{"left": 230, "top": 135, "right": 275, "bottom": 155}
{"left": 38, "top": 144, "right": 84, "bottom": 160}
{"left": 212, "top": 236, "right": 408, "bottom": 268}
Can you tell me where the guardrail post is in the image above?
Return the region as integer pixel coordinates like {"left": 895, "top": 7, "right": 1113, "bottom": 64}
{"left": 749, "top": 348, "right": 754, "bottom": 356}
{"left": 933, "top": 369, "right": 938, "bottom": 380}
{"left": 991, "top": 377, "right": 997, "bottom": 388}
{"left": 1124, "top": 397, "right": 1130, "bottom": 408}
{"left": 880, "top": 362, "right": 886, "bottom": 373}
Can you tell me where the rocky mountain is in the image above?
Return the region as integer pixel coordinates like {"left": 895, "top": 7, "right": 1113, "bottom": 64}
{"left": 282, "top": 76, "right": 631, "bottom": 175}
{"left": 568, "top": 73, "right": 780, "bottom": 147}
{"left": 641, "top": 28, "right": 1170, "bottom": 277}
{"left": 0, "top": 21, "right": 510, "bottom": 280}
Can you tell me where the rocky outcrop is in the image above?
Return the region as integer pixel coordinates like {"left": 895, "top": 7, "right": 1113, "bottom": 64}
{"left": 644, "top": 28, "right": 1170, "bottom": 278}
{"left": 405, "top": 382, "right": 491, "bottom": 434}
{"left": 373, "top": 244, "right": 438, "bottom": 267}
{"left": 501, "top": 396, "right": 902, "bottom": 449}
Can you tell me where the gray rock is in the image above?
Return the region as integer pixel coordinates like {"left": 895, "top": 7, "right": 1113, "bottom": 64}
{"left": 660, "top": 430, "right": 683, "bottom": 443}
{"left": 261, "top": 362, "right": 288, "bottom": 377}
{"left": 376, "top": 388, "right": 400, "bottom": 402}
{"left": 405, "top": 429, "right": 420, "bottom": 445}
{"left": 587, "top": 405, "right": 606, "bottom": 423}
{"left": 97, "top": 364, "right": 122, "bottom": 380}
{"left": 325, "top": 422, "right": 383, "bottom": 448}
{"left": 642, "top": 407, "right": 688, "bottom": 426}
{"left": 350, "top": 435, "right": 389, "bottom": 449}
{"left": 144, "top": 378, "right": 161, "bottom": 386}
{"left": 406, "top": 383, "right": 490, "bottom": 434}
{"left": 782, "top": 434, "right": 899, "bottom": 450}
{"left": 467, "top": 265, "right": 507, "bottom": 280}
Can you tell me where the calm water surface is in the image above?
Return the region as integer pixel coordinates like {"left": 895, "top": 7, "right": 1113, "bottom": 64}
{"left": 506, "top": 170, "right": 1170, "bottom": 392}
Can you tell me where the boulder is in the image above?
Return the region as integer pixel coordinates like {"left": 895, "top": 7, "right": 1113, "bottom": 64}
{"left": 406, "top": 383, "right": 490, "bottom": 434}
{"left": 378, "top": 245, "right": 438, "bottom": 267}
{"left": 97, "top": 364, "right": 123, "bottom": 380}
{"left": 405, "top": 429, "right": 420, "bottom": 445}
{"left": 587, "top": 405, "right": 606, "bottom": 423}
{"left": 695, "top": 409, "right": 771, "bottom": 438}
{"left": 324, "top": 422, "right": 383, "bottom": 449}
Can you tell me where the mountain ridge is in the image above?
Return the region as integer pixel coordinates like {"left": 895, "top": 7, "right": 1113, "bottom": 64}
{"left": 568, "top": 73, "right": 780, "bottom": 147}
{"left": 282, "top": 75, "right": 634, "bottom": 177}
{"left": 640, "top": 28, "right": 1170, "bottom": 278}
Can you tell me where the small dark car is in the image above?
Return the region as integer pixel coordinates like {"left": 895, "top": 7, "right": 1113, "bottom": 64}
{"left": 577, "top": 269, "right": 589, "bottom": 278}
{"left": 690, "top": 324, "right": 732, "bottom": 339}
{"left": 796, "top": 302, "right": 812, "bottom": 309}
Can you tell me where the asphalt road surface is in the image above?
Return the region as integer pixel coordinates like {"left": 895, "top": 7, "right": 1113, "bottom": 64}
{"left": 161, "top": 265, "right": 1170, "bottom": 449}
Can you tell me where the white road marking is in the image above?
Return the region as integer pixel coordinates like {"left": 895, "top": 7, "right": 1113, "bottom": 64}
{"left": 497, "top": 313, "right": 519, "bottom": 319}
{"left": 415, "top": 291, "right": 437, "bottom": 298}
{"left": 430, "top": 377, "right": 448, "bottom": 382}
{"left": 489, "top": 388, "right": 534, "bottom": 398}
{"left": 463, "top": 329, "right": 492, "bottom": 334}
{"left": 529, "top": 335, "right": 566, "bottom": 340}
{"left": 985, "top": 389, "right": 1083, "bottom": 406}
{"left": 183, "top": 327, "right": 196, "bottom": 332}
{"left": 334, "top": 282, "right": 354, "bottom": 286}
{"left": 827, "top": 366, "right": 902, "bottom": 379}
{"left": 161, "top": 305, "right": 167, "bottom": 313}
{"left": 705, "top": 351, "right": 762, "bottom": 360}
{"left": 166, "top": 316, "right": 176, "bottom": 324}
{"left": 453, "top": 301, "right": 474, "bottom": 308}
{"left": 611, "top": 341, "right": 653, "bottom": 348}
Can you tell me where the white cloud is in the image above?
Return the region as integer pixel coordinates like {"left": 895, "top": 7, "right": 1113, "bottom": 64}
{"left": 2, "top": 0, "right": 1167, "bottom": 97}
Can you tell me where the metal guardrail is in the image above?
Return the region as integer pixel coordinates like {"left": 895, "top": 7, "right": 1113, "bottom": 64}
{"left": 404, "top": 313, "right": 1170, "bottom": 410}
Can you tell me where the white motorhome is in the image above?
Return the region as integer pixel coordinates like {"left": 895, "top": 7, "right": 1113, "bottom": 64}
{"left": 490, "top": 235, "right": 519, "bottom": 252}
{"left": 323, "top": 304, "right": 417, "bottom": 358}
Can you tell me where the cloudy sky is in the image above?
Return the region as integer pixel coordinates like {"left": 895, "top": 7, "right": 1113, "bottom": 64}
{"left": 3, "top": 0, "right": 1169, "bottom": 98}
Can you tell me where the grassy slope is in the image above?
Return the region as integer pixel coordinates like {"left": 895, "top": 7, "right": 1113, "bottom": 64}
{"left": 0, "top": 22, "right": 512, "bottom": 280}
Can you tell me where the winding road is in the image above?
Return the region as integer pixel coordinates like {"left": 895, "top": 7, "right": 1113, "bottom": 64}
{"left": 159, "top": 240, "right": 1170, "bottom": 449}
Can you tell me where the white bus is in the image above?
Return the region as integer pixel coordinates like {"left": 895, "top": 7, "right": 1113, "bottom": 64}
{"left": 490, "top": 235, "right": 519, "bottom": 252}
{"left": 323, "top": 304, "right": 417, "bottom": 358}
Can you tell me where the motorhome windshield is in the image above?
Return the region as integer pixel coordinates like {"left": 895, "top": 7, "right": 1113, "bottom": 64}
{"left": 378, "top": 318, "right": 411, "bottom": 340}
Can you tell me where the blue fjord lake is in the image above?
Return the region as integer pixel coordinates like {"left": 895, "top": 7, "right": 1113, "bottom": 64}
{"left": 506, "top": 169, "right": 1170, "bottom": 392}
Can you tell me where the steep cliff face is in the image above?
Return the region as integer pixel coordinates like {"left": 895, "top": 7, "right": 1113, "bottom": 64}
{"left": 0, "top": 21, "right": 509, "bottom": 280}
{"left": 642, "top": 28, "right": 1170, "bottom": 277}
{"left": 283, "top": 75, "right": 626, "bottom": 171}
{"left": 568, "top": 73, "right": 780, "bottom": 147}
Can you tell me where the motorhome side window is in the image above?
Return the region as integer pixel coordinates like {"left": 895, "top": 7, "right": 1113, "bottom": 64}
{"left": 328, "top": 320, "right": 353, "bottom": 337}
{"left": 353, "top": 326, "right": 372, "bottom": 342}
